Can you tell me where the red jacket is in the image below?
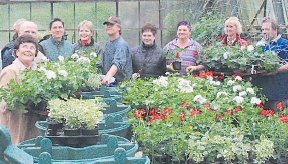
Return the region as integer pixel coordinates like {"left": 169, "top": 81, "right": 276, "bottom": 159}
{"left": 221, "top": 34, "right": 250, "bottom": 47}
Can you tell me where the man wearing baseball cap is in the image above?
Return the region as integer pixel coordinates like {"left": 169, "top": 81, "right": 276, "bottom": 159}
{"left": 101, "top": 16, "right": 132, "bottom": 85}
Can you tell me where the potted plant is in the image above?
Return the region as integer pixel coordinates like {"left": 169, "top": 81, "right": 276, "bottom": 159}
{"left": 197, "top": 44, "right": 284, "bottom": 76}
{"left": 48, "top": 97, "right": 106, "bottom": 136}
{"left": 120, "top": 75, "right": 288, "bottom": 163}
{"left": 165, "top": 48, "right": 184, "bottom": 71}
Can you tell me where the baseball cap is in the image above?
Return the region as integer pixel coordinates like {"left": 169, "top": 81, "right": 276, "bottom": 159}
{"left": 103, "top": 16, "right": 121, "bottom": 25}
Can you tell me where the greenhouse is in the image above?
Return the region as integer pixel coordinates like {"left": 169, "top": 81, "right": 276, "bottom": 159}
{"left": 0, "top": 0, "right": 287, "bottom": 163}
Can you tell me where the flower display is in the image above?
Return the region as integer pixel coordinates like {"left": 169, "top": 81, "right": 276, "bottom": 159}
{"left": 0, "top": 51, "right": 101, "bottom": 111}
{"left": 197, "top": 44, "right": 286, "bottom": 75}
{"left": 119, "top": 75, "right": 288, "bottom": 163}
{"left": 48, "top": 97, "right": 106, "bottom": 129}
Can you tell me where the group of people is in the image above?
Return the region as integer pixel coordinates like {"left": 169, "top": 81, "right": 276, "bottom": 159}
{"left": 0, "top": 15, "right": 287, "bottom": 144}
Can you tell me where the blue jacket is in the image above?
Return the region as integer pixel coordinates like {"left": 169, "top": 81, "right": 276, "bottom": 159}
{"left": 1, "top": 40, "right": 15, "bottom": 68}
{"left": 102, "top": 36, "right": 132, "bottom": 82}
{"left": 39, "top": 37, "right": 73, "bottom": 61}
{"left": 252, "top": 36, "right": 288, "bottom": 100}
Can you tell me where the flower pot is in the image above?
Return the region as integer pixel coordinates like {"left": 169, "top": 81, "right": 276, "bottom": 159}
{"left": 81, "top": 127, "right": 99, "bottom": 136}
{"left": 63, "top": 128, "right": 81, "bottom": 136}
{"left": 172, "top": 61, "right": 181, "bottom": 70}
{"left": 46, "top": 121, "right": 64, "bottom": 136}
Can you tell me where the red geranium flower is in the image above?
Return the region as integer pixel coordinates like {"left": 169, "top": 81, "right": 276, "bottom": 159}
{"left": 257, "top": 103, "right": 264, "bottom": 108}
{"left": 148, "top": 117, "right": 153, "bottom": 122}
{"left": 215, "top": 114, "right": 221, "bottom": 121}
{"left": 226, "top": 109, "right": 232, "bottom": 116}
{"left": 164, "top": 107, "right": 172, "bottom": 115}
{"left": 179, "top": 110, "right": 186, "bottom": 122}
{"left": 205, "top": 103, "right": 211, "bottom": 109}
{"left": 190, "top": 109, "right": 200, "bottom": 116}
{"left": 218, "top": 75, "right": 224, "bottom": 81}
{"left": 260, "top": 109, "right": 274, "bottom": 116}
{"left": 276, "top": 101, "right": 284, "bottom": 111}
{"left": 217, "top": 35, "right": 222, "bottom": 40}
{"left": 234, "top": 106, "right": 241, "bottom": 113}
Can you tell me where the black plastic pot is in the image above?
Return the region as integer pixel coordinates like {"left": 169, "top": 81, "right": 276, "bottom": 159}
{"left": 81, "top": 128, "right": 99, "bottom": 136}
{"left": 63, "top": 128, "right": 81, "bottom": 136}
{"left": 172, "top": 61, "right": 182, "bottom": 70}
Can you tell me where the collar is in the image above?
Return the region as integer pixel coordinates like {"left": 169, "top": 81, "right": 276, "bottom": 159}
{"left": 272, "top": 35, "right": 282, "bottom": 43}
{"left": 50, "top": 36, "right": 65, "bottom": 45}
{"left": 141, "top": 41, "right": 157, "bottom": 49}
{"left": 171, "top": 38, "right": 195, "bottom": 48}
{"left": 12, "top": 58, "right": 31, "bottom": 71}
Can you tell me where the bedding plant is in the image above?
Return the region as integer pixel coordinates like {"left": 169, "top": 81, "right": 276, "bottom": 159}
{"left": 119, "top": 75, "right": 288, "bottom": 163}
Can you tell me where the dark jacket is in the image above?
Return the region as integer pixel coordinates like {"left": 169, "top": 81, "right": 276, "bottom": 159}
{"left": 131, "top": 42, "right": 166, "bottom": 78}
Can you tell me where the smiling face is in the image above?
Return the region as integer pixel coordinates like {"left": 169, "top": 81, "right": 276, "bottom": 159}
{"left": 50, "top": 21, "right": 65, "bottom": 41}
{"left": 15, "top": 42, "right": 37, "bottom": 66}
{"left": 177, "top": 25, "right": 191, "bottom": 39}
{"left": 79, "top": 25, "right": 94, "bottom": 42}
{"left": 225, "top": 22, "right": 237, "bottom": 37}
{"left": 141, "top": 30, "right": 155, "bottom": 46}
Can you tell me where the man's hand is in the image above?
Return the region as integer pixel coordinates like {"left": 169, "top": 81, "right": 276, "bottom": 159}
{"left": 101, "top": 74, "right": 113, "bottom": 85}
{"left": 167, "top": 63, "right": 176, "bottom": 72}
{"left": 185, "top": 66, "right": 198, "bottom": 73}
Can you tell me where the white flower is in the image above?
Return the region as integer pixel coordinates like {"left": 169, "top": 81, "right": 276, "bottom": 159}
{"left": 256, "top": 39, "right": 266, "bottom": 47}
{"left": 233, "top": 96, "right": 244, "bottom": 104}
{"left": 165, "top": 72, "right": 170, "bottom": 75}
{"left": 77, "top": 56, "right": 91, "bottom": 63}
{"left": 71, "top": 53, "right": 79, "bottom": 59}
{"left": 216, "top": 92, "right": 228, "bottom": 98}
{"left": 152, "top": 76, "right": 168, "bottom": 87}
{"left": 246, "top": 88, "right": 254, "bottom": 94}
{"left": 90, "top": 52, "right": 97, "bottom": 58}
{"left": 45, "top": 70, "right": 56, "bottom": 79}
{"left": 250, "top": 97, "right": 261, "bottom": 104}
{"left": 234, "top": 76, "right": 242, "bottom": 81}
{"left": 58, "top": 55, "right": 64, "bottom": 62}
{"left": 58, "top": 70, "right": 68, "bottom": 77}
{"left": 239, "top": 91, "right": 247, "bottom": 97}
{"left": 210, "top": 80, "right": 221, "bottom": 86}
{"left": 178, "top": 78, "right": 194, "bottom": 93}
{"left": 233, "top": 85, "right": 242, "bottom": 92}
{"left": 247, "top": 45, "right": 254, "bottom": 52}
{"left": 227, "top": 80, "right": 235, "bottom": 86}
{"left": 223, "top": 52, "right": 229, "bottom": 59}
{"left": 194, "top": 95, "right": 207, "bottom": 104}
{"left": 38, "top": 66, "right": 46, "bottom": 72}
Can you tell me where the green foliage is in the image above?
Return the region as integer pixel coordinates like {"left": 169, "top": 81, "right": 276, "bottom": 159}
{"left": 191, "top": 13, "right": 226, "bottom": 45}
{"left": 0, "top": 52, "right": 101, "bottom": 111}
{"left": 198, "top": 44, "right": 285, "bottom": 74}
{"left": 119, "top": 75, "right": 288, "bottom": 163}
{"left": 48, "top": 97, "right": 106, "bottom": 129}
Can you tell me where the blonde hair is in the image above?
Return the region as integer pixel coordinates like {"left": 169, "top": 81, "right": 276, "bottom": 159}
{"left": 78, "top": 20, "right": 95, "bottom": 36}
{"left": 13, "top": 18, "right": 27, "bottom": 32}
{"left": 224, "top": 17, "right": 243, "bottom": 34}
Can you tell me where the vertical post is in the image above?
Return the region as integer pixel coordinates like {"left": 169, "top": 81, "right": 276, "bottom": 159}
{"left": 50, "top": 2, "right": 54, "bottom": 19}
{"left": 29, "top": 2, "right": 32, "bottom": 20}
{"left": 73, "top": 2, "right": 76, "bottom": 43}
{"left": 116, "top": 0, "right": 119, "bottom": 16}
{"left": 264, "top": 0, "right": 267, "bottom": 17}
{"left": 138, "top": 1, "right": 141, "bottom": 45}
{"left": 159, "top": 0, "right": 163, "bottom": 47}
{"left": 8, "top": 2, "right": 11, "bottom": 41}
{"left": 95, "top": 2, "right": 98, "bottom": 42}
